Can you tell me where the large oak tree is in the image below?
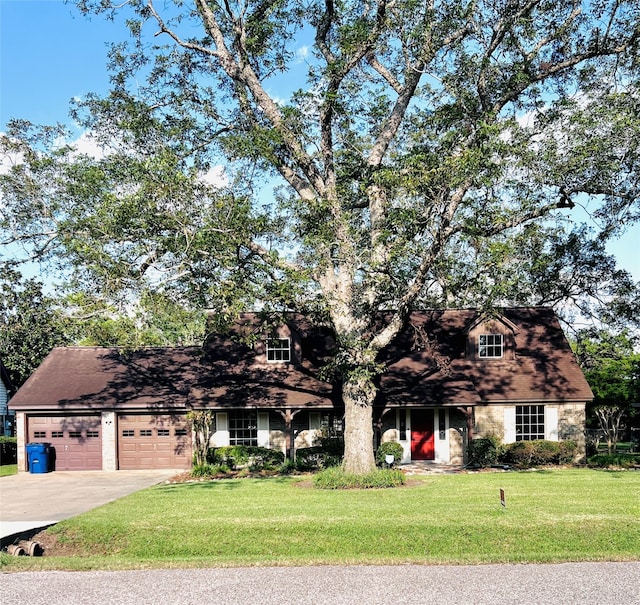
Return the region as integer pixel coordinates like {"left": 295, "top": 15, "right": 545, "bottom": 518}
{"left": 1, "top": 0, "right": 639, "bottom": 472}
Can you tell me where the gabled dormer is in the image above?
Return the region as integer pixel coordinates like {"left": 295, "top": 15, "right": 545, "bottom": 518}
{"left": 464, "top": 312, "right": 518, "bottom": 361}
{"left": 265, "top": 336, "right": 292, "bottom": 363}
{"left": 253, "top": 323, "right": 300, "bottom": 365}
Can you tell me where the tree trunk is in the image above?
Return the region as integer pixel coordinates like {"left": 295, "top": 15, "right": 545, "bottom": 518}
{"left": 595, "top": 406, "right": 625, "bottom": 456}
{"left": 342, "top": 373, "right": 377, "bottom": 474}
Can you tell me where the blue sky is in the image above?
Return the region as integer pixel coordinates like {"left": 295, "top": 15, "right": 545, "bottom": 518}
{"left": 1, "top": 0, "right": 638, "bottom": 282}
{"left": 0, "top": 0, "right": 124, "bottom": 129}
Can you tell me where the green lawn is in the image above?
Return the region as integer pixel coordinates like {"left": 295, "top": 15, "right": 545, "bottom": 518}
{"left": 2, "top": 468, "right": 639, "bottom": 571}
{"left": 0, "top": 464, "right": 17, "bottom": 477}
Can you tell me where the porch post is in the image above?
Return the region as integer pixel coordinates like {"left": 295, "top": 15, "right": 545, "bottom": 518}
{"left": 276, "top": 408, "right": 300, "bottom": 461}
{"left": 465, "top": 407, "right": 474, "bottom": 443}
{"left": 373, "top": 407, "right": 385, "bottom": 451}
{"left": 457, "top": 406, "right": 474, "bottom": 460}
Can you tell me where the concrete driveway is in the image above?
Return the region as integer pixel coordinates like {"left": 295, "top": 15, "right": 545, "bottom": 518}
{"left": 0, "top": 469, "right": 178, "bottom": 545}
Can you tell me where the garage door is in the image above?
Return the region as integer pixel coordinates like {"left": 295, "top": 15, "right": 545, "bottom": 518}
{"left": 28, "top": 415, "right": 102, "bottom": 471}
{"left": 118, "top": 414, "right": 191, "bottom": 470}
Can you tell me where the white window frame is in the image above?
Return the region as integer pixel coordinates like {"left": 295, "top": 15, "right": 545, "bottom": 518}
{"left": 228, "top": 410, "right": 258, "bottom": 446}
{"left": 266, "top": 337, "right": 291, "bottom": 363}
{"left": 478, "top": 333, "right": 503, "bottom": 358}
{"left": 515, "top": 405, "right": 545, "bottom": 441}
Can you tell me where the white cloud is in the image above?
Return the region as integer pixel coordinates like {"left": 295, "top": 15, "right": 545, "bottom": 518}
{"left": 296, "top": 45, "right": 310, "bottom": 63}
{"left": 0, "top": 140, "right": 24, "bottom": 176}
{"left": 200, "top": 165, "right": 228, "bottom": 188}
{"left": 70, "top": 131, "right": 109, "bottom": 160}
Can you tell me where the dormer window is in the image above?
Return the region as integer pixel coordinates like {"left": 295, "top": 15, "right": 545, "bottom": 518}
{"left": 266, "top": 338, "right": 291, "bottom": 363}
{"left": 479, "top": 334, "right": 503, "bottom": 359}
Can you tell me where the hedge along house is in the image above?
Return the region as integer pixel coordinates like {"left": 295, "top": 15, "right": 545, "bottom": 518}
{"left": 9, "top": 307, "right": 593, "bottom": 472}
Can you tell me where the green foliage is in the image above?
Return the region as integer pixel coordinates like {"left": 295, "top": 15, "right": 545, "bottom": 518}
{"left": 2, "top": 3, "right": 637, "bottom": 329}
{"left": 2, "top": 0, "right": 640, "bottom": 475}
{"left": 574, "top": 329, "right": 639, "bottom": 452}
{"left": 191, "top": 463, "right": 231, "bottom": 477}
{"left": 296, "top": 434, "right": 345, "bottom": 470}
{"left": 375, "top": 441, "right": 404, "bottom": 467}
{"left": 587, "top": 453, "right": 639, "bottom": 469}
{"left": 211, "top": 446, "right": 285, "bottom": 470}
{"left": 585, "top": 358, "right": 640, "bottom": 410}
{"left": 294, "top": 446, "right": 324, "bottom": 471}
{"left": 575, "top": 329, "right": 640, "bottom": 408}
{"left": 278, "top": 459, "right": 297, "bottom": 475}
{"left": 313, "top": 466, "right": 405, "bottom": 489}
{"left": 71, "top": 292, "right": 206, "bottom": 348}
{"left": 501, "top": 440, "right": 577, "bottom": 469}
{"left": 467, "top": 436, "right": 503, "bottom": 468}
{"left": 0, "top": 269, "right": 71, "bottom": 387}
{"left": 557, "top": 441, "right": 579, "bottom": 464}
{"left": 295, "top": 443, "right": 344, "bottom": 471}
{"left": 0, "top": 436, "right": 17, "bottom": 465}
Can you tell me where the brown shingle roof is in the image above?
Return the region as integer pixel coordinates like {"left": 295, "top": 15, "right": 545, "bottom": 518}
{"left": 9, "top": 307, "right": 592, "bottom": 413}
{"left": 9, "top": 344, "right": 335, "bottom": 412}
{"left": 382, "top": 308, "right": 593, "bottom": 405}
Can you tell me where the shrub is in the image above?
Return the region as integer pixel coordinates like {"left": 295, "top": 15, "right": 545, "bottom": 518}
{"left": 587, "top": 453, "right": 639, "bottom": 469}
{"left": 313, "top": 466, "right": 405, "bottom": 489}
{"left": 295, "top": 446, "right": 342, "bottom": 471}
{"left": 316, "top": 436, "right": 345, "bottom": 456}
{"left": 278, "top": 459, "right": 296, "bottom": 475}
{"left": 558, "top": 440, "right": 578, "bottom": 464}
{"left": 531, "top": 440, "right": 558, "bottom": 464}
{"left": 467, "top": 436, "right": 502, "bottom": 468}
{"left": 295, "top": 438, "right": 344, "bottom": 471}
{"left": 376, "top": 441, "right": 404, "bottom": 467}
{"left": 0, "top": 437, "right": 17, "bottom": 465}
{"left": 585, "top": 435, "right": 599, "bottom": 457}
{"left": 501, "top": 440, "right": 576, "bottom": 468}
{"left": 191, "top": 463, "right": 231, "bottom": 477}
{"left": 210, "top": 446, "right": 284, "bottom": 470}
{"left": 294, "top": 446, "right": 323, "bottom": 471}
{"left": 502, "top": 441, "right": 537, "bottom": 468}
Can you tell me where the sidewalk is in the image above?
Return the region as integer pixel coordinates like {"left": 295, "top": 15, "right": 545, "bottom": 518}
{"left": 0, "top": 469, "right": 178, "bottom": 547}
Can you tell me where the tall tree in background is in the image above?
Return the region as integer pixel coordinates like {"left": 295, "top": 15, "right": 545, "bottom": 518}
{"left": 66, "top": 291, "right": 207, "bottom": 347}
{"left": 575, "top": 330, "right": 640, "bottom": 453}
{"left": 0, "top": 269, "right": 70, "bottom": 388}
{"left": 1, "top": 0, "right": 639, "bottom": 472}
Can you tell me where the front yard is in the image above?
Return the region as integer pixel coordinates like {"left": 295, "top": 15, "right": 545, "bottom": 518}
{"left": 1, "top": 468, "right": 639, "bottom": 571}
{"left": 0, "top": 464, "right": 17, "bottom": 477}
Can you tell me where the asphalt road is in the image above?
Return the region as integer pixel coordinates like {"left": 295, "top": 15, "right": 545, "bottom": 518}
{"left": 2, "top": 562, "right": 639, "bottom": 604}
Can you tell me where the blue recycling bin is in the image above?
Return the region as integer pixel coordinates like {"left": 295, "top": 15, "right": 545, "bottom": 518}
{"left": 26, "top": 442, "right": 50, "bottom": 474}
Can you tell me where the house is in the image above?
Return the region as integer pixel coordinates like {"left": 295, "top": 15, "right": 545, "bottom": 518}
{"left": 0, "top": 357, "right": 15, "bottom": 437}
{"left": 9, "top": 307, "right": 593, "bottom": 472}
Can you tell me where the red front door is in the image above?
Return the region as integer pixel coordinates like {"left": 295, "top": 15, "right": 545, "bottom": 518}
{"left": 411, "top": 409, "right": 435, "bottom": 460}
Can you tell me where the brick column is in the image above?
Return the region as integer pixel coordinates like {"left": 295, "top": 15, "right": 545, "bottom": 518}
{"left": 101, "top": 411, "right": 117, "bottom": 471}
{"left": 15, "top": 412, "right": 27, "bottom": 472}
